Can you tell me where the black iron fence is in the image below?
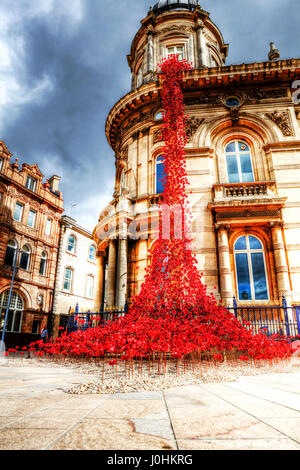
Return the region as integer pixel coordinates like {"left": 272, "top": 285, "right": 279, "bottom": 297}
{"left": 226, "top": 296, "right": 300, "bottom": 338}
{"left": 64, "top": 303, "right": 128, "bottom": 335}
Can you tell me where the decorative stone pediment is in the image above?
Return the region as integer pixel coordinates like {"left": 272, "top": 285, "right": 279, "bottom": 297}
{"left": 185, "top": 117, "right": 205, "bottom": 143}
{"left": 22, "top": 163, "right": 44, "bottom": 179}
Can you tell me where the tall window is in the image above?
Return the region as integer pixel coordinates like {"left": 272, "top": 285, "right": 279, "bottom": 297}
{"left": 0, "top": 290, "right": 23, "bottom": 333}
{"left": 27, "top": 209, "right": 36, "bottom": 228}
{"left": 89, "top": 245, "right": 96, "bottom": 262}
{"left": 4, "top": 240, "right": 18, "bottom": 266}
{"left": 20, "top": 245, "right": 31, "bottom": 271}
{"left": 25, "top": 176, "right": 37, "bottom": 192}
{"left": 156, "top": 155, "right": 167, "bottom": 194}
{"left": 63, "top": 267, "right": 73, "bottom": 292}
{"left": 67, "top": 235, "right": 76, "bottom": 254}
{"left": 86, "top": 275, "right": 94, "bottom": 298}
{"left": 234, "top": 235, "right": 269, "bottom": 301}
{"left": 166, "top": 45, "right": 184, "bottom": 61}
{"left": 13, "top": 202, "right": 23, "bottom": 222}
{"left": 0, "top": 157, "right": 3, "bottom": 171}
{"left": 39, "top": 251, "right": 47, "bottom": 276}
{"left": 225, "top": 141, "right": 254, "bottom": 183}
{"left": 45, "top": 218, "right": 52, "bottom": 235}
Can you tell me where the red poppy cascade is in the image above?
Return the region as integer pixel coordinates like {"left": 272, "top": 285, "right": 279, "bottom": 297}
{"left": 19, "top": 56, "right": 293, "bottom": 362}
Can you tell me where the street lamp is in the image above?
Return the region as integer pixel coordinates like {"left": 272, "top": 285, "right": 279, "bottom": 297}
{"left": 1, "top": 249, "right": 21, "bottom": 345}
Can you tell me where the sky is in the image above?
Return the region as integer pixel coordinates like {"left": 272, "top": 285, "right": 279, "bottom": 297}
{"left": 0, "top": 0, "right": 299, "bottom": 231}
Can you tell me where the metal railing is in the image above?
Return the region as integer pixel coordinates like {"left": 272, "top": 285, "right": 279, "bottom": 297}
{"left": 226, "top": 296, "right": 300, "bottom": 338}
{"left": 64, "top": 302, "right": 129, "bottom": 335}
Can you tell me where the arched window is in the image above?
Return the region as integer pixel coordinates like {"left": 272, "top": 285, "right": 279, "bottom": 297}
{"left": 166, "top": 45, "right": 184, "bottom": 61}
{"left": 88, "top": 245, "right": 96, "bottom": 262}
{"left": 234, "top": 235, "right": 269, "bottom": 301}
{"left": 154, "top": 110, "right": 163, "bottom": 121}
{"left": 4, "top": 240, "right": 18, "bottom": 266}
{"left": 63, "top": 267, "right": 73, "bottom": 292}
{"left": 0, "top": 290, "right": 23, "bottom": 333}
{"left": 67, "top": 235, "right": 76, "bottom": 254}
{"left": 225, "top": 141, "right": 254, "bottom": 183}
{"left": 20, "top": 245, "right": 31, "bottom": 271}
{"left": 39, "top": 251, "right": 47, "bottom": 276}
{"left": 156, "top": 155, "right": 167, "bottom": 194}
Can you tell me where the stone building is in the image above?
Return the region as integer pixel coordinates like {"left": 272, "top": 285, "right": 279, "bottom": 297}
{"left": 0, "top": 141, "right": 64, "bottom": 347}
{"left": 51, "top": 215, "right": 102, "bottom": 335}
{"left": 94, "top": 0, "right": 300, "bottom": 310}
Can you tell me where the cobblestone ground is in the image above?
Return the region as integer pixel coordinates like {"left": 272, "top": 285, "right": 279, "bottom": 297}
{"left": 0, "top": 358, "right": 299, "bottom": 450}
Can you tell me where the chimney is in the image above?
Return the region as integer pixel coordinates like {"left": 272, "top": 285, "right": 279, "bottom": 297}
{"left": 48, "top": 175, "right": 61, "bottom": 192}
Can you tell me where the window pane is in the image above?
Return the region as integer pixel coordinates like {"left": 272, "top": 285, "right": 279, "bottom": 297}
{"left": 45, "top": 219, "right": 51, "bottom": 235}
{"left": 235, "top": 236, "right": 247, "bottom": 251}
{"left": 13, "top": 311, "right": 22, "bottom": 332}
{"left": 226, "top": 142, "right": 236, "bottom": 153}
{"left": 235, "top": 253, "right": 252, "bottom": 300}
{"left": 20, "top": 252, "right": 29, "bottom": 270}
{"left": 68, "top": 236, "right": 75, "bottom": 253}
{"left": 13, "top": 203, "right": 23, "bottom": 222}
{"left": 0, "top": 157, "right": 3, "bottom": 171}
{"left": 249, "top": 236, "right": 262, "bottom": 250}
{"left": 4, "top": 246, "right": 16, "bottom": 266}
{"left": 156, "top": 157, "right": 166, "bottom": 194}
{"left": 226, "top": 155, "right": 240, "bottom": 183}
{"left": 238, "top": 142, "right": 250, "bottom": 152}
{"left": 27, "top": 210, "right": 36, "bottom": 228}
{"left": 251, "top": 253, "right": 268, "bottom": 300}
{"left": 39, "top": 258, "right": 46, "bottom": 275}
{"left": 240, "top": 154, "right": 254, "bottom": 182}
{"left": 26, "top": 176, "right": 36, "bottom": 192}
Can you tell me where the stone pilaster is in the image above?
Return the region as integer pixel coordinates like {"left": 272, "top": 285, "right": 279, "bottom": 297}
{"left": 217, "top": 225, "right": 233, "bottom": 304}
{"left": 106, "top": 240, "right": 117, "bottom": 307}
{"left": 116, "top": 238, "right": 128, "bottom": 308}
{"left": 270, "top": 222, "right": 291, "bottom": 304}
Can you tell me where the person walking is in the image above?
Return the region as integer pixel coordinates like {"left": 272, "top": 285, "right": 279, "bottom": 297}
{"left": 40, "top": 328, "right": 48, "bottom": 344}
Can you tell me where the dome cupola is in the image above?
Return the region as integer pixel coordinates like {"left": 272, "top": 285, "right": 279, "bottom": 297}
{"left": 153, "top": 0, "right": 198, "bottom": 15}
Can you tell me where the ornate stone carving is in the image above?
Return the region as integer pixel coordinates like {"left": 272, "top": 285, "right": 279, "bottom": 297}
{"left": 265, "top": 111, "right": 293, "bottom": 136}
{"left": 153, "top": 129, "right": 163, "bottom": 144}
{"left": 244, "top": 88, "right": 287, "bottom": 101}
{"left": 184, "top": 95, "right": 223, "bottom": 106}
{"left": 159, "top": 25, "right": 193, "bottom": 36}
{"left": 120, "top": 110, "right": 152, "bottom": 137}
{"left": 185, "top": 117, "right": 205, "bottom": 143}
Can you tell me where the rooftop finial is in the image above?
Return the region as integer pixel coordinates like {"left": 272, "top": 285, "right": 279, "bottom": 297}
{"left": 268, "top": 42, "right": 280, "bottom": 61}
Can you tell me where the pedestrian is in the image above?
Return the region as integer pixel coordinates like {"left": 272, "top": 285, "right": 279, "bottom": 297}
{"left": 40, "top": 328, "right": 48, "bottom": 344}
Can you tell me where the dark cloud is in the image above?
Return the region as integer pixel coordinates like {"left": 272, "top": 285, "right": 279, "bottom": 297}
{"left": 0, "top": 0, "right": 299, "bottom": 229}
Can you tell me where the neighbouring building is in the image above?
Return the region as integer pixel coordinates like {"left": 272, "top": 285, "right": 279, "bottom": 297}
{"left": 0, "top": 141, "right": 64, "bottom": 347}
{"left": 51, "top": 215, "right": 102, "bottom": 336}
{"left": 94, "top": 0, "right": 300, "bottom": 310}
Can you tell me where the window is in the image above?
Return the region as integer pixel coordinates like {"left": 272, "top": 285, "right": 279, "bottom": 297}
{"left": 20, "top": 245, "right": 31, "bottom": 271}
{"left": 166, "top": 45, "right": 184, "bottom": 61}
{"left": 0, "top": 290, "right": 23, "bottom": 333}
{"left": 63, "top": 268, "right": 73, "bottom": 292}
{"left": 234, "top": 235, "right": 269, "bottom": 301}
{"left": 45, "top": 218, "right": 52, "bottom": 236}
{"left": 225, "top": 141, "right": 254, "bottom": 183}
{"left": 39, "top": 251, "right": 47, "bottom": 276}
{"left": 154, "top": 110, "right": 163, "bottom": 121}
{"left": 25, "top": 176, "right": 37, "bottom": 192}
{"left": 86, "top": 275, "right": 94, "bottom": 298}
{"left": 27, "top": 209, "right": 36, "bottom": 228}
{"left": 89, "top": 245, "right": 96, "bottom": 262}
{"left": 32, "top": 320, "right": 41, "bottom": 335}
{"left": 156, "top": 155, "right": 167, "bottom": 194}
{"left": 4, "top": 240, "right": 18, "bottom": 266}
{"left": 0, "top": 157, "right": 3, "bottom": 171}
{"left": 67, "top": 235, "right": 76, "bottom": 254}
{"left": 13, "top": 202, "right": 23, "bottom": 222}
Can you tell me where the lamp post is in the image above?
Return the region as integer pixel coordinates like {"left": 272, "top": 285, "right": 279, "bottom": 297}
{"left": 1, "top": 249, "right": 21, "bottom": 345}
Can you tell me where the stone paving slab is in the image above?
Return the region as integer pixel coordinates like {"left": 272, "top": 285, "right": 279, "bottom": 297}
{"left": 0, "top": 365, "right": 299, "bottom": 450}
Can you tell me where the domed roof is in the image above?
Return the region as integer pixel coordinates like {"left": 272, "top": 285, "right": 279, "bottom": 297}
{"left": 152, "top": 0, "right": 198, "bottom": 14}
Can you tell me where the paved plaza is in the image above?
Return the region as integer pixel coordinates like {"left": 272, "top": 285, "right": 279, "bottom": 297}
{"left": 0, "top": 364, "right": 299, "bottom": 450}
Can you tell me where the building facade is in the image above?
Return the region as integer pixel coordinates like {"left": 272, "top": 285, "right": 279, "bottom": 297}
{"left": 52, "top": 215, "right": 102, "bottom": 336}
{"left": 0, "top": 141, "right": 64, "bottom": 347}
{"left": 94, "top": 0, "right": 300, "bottom": 310}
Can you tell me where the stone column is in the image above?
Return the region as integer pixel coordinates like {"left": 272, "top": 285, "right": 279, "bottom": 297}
{"left": 106, "top": 240, "right": 117, "bottom": 307}
{"left": 270, "top": 223, "right": 291, "bottom": 304}
{"left": 147, "top": 31, "right": 154, "bottom": 73}
{"left": 116, "top": 238, "right": 128, "bottom": 308}
{"left": 94, "top": 253, "right": 105, "bottom": 310}
{"left": 217, "top": 225, "right": 233, "bottom": 304}
{"left": 196, "top": 22, "right": 207, "bottom": 67}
